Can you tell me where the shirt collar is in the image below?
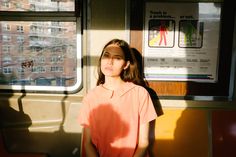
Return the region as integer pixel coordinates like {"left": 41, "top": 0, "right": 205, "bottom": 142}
{"left": 96, "top": 82, "right": 136, "bottom": 98}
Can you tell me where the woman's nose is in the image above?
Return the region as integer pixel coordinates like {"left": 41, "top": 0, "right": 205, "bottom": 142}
{"left": 107, "top": 57, "right": 113, "bottom": 64}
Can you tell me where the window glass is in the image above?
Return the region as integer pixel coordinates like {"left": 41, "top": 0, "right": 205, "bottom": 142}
{"left": 0, "top": 0, "right": 74, "bottom": 11}
{"left": 1, "top": 21, "right": 77, "bottom": 86}
{"left": 0, "top": 0, "right": 82, "bottom": 93}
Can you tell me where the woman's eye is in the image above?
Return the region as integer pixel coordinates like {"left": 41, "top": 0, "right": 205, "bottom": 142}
{"left": 102, "top": 54, "right": 109, "bottom": 58}
{"left": 114, "top": 56, "right": 121, "bottom": 60}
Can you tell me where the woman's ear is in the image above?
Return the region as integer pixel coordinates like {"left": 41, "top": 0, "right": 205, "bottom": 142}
{"left": 124, "top": 61, "right": 130, "bottom": 70}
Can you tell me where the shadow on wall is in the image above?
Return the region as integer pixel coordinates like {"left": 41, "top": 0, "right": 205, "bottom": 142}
{"left": 150, "top": 106, "right": 211, "bottom": 157}
{"left": 0, "top": 91, "right": 82, "bottom": 157}
{"left": 0, "top": 91, "right": 32, "bottom": 156}
{"left": 160, "top": 106, "right": 236, "bottom": 157}
{"left": 131, "top": 48, "right": 211, "bottom": 157}
{"left": 131, "top": 48, "right": 163, "bottom": 117}
{"left": 131, "top": 48, "right": 164, "bottom": 157}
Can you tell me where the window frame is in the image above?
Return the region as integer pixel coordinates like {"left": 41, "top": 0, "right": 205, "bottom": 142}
{"left": 130, "top": 0, "right": 235, "bottom": 100}
{"left": 0, "top": 0, "right": 83, "bottom": 93}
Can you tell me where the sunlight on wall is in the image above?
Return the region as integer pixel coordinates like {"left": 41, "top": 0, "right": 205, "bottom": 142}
{"left": 155, "top": 108, "right": 184, "bottom": 140}
{"left": 88, "top": 30, "right": 128, "bottom": 88}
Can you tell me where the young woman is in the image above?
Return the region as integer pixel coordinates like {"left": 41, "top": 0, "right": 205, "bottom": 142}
{"left": 78, "top": 39, "right": 157, "bottom": 157}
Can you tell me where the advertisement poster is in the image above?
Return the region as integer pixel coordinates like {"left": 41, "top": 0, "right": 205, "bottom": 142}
{"left": 144, "top": 2, "right": 221, "bottom": 82}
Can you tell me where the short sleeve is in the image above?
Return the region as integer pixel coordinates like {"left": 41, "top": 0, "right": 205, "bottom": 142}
{"left": 138, "top": 87, "right": 157, "bottom": 124}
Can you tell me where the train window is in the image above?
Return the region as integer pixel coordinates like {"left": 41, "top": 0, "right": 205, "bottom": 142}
{"left": 0, "top": 0, "right": 82, "bottom": 93}
{"left": 0, "top": 0, "right": 74, "bottom": 12}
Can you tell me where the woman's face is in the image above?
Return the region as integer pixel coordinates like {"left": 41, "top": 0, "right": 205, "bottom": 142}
{"left": 100, "top": 44, "right": 129, "bottom": 78}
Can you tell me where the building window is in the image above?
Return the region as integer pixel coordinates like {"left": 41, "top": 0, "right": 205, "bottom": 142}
{"left": 32, "top": 66, "right": 46, "bottom": 73}
{"left": 2, "top": 45, "right": 11, "bottom": 53}
{"left": 51, "top": 66, "right": 63, "bottom": 72}
{"left": 3, "top": 67, "right": 13, "bottom": 74}
{"left": 0, "top": 0, "right": 82, "bottom": 93}
{"left": 3, "top": 56, "right": 12, "bottom": 64}
{"left": 50, "top": 55, "right": 64, "bottom": 63}
{"left": 2, "top": 35, "right": 11, "bottom": 42}
{"left": 2, "top": 24, "right": 11, "bottom": 31}
{"left": 17, "top": 36, "right": 24, "bottom": 43}
{"left": 2, "top": 2, "right": 10, "bottom": 9}
{"left": 16, "top": 25, "right": 24, "bottom": 33}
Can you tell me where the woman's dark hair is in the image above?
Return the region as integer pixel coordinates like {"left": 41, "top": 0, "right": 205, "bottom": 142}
{"left": 96, "top": 39, "right": 145, "bottom": 86}
{"left": 131, "top": 48, "right": 149, "bottom": 87}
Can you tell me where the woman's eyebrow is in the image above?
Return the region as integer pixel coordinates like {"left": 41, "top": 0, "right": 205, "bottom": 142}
{"left": 114, "top": 54, "right": 124, "bottom": 57}
{"left": 104, "top": 51, "right": 123, "bottom": 56}
{"left": 102, "top": 51, "right": 110, "bottom": 55}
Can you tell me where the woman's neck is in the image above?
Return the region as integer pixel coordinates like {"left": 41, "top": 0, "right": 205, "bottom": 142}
{"left": 103, "top": 77, "right": 125, "bottom": 91}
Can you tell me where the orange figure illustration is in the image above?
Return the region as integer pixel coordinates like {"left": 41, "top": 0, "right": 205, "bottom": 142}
{"left": 159, "top": 20, "right": 168, "bottom": 46}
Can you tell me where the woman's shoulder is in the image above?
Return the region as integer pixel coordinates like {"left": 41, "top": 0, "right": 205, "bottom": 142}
{"left": 127, "top": 82, "right": 146, "bottom": 89}
{"left": 83, "top": 85, "right": 102, "bottom": 99}
{"left": 124, "top": 82, "right": 149, "bottom": 94}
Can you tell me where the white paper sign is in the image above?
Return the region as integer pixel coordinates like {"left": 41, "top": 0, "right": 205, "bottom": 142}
{"left": 144, "top": 2, "right": 221, "bottom": 82}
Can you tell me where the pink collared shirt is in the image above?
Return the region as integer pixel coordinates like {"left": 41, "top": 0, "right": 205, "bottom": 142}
{"left": 78, "top": 82, "right": 157, "bottom": 157}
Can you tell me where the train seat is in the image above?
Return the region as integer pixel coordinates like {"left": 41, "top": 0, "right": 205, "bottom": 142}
{"left": 0, "top": 135, "right": 47, "bottom": 157}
